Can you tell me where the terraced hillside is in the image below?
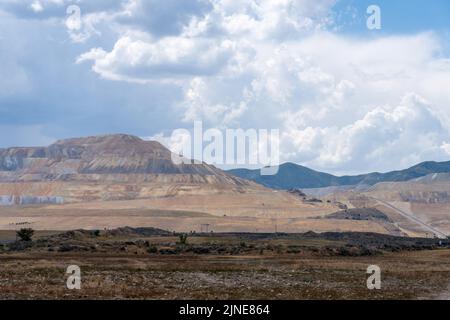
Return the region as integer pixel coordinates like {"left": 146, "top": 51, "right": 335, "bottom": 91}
{"left": 0, "top": 135, "right": 352, "bottom": 234}
{"left": 0, "top": 134, "right": 257, "bottom": 203}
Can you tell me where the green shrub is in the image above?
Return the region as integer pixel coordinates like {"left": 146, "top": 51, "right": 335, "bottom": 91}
{"left": 92, "top": 230, "right": 101, "bottom": 237}
{"left": 147, "top": 246, "right": 158, "bottom": 254}
{"left": 16, "top": 228, "right": 34, "bottom": 242}
{"left": 178, "top": 234, "right": 188, "bottom": 245}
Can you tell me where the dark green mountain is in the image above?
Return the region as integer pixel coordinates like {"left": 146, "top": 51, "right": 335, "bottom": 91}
{"left": 227, "top": 161, "right": 450, "bottom": 190}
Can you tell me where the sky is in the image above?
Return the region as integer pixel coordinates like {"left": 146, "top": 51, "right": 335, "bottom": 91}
{"left": 0, "top": 0, "right": 450, "bottom": 175}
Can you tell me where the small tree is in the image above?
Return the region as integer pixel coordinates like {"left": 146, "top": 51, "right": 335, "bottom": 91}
{"left": 147, "top": 245, "right": 158, "bottom": 254}
{"left": 92, "top": 230, "right": 100, "bottom": 237}
{"left": 16, "top": 228, "right": 34, "bottom": 242}
{"left": 178, "top": 234, "right": 188, "bottom": 245}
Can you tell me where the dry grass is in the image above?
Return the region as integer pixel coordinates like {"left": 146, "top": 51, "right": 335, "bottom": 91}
{"left": 1, "top": 244, "right": 449, "bottom": 300}
{"left": 0, "top": 203, "right": 390, "bottom": 234}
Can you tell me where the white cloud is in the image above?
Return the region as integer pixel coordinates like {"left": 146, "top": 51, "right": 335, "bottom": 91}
{"left": 0, "top": 0, "right": 125, "bottom": 42}
{"left": 78, "top": 32, "right": 235, "bottom": 82}
{"left": 441, "top": 142, "right": 450, "bottom": 155}
{"left": 2, "top": 0, "right": 450, "bottom": 174}
{"left": 184, "top": 0, "right": 336, "bottom": 39}
{"left": 169, "top": 31, "right": 450, "bottom": 172}
{"left": 283, "top": 93, "right": 449, "bottom": 173}
{"left": 77, "top": 0, "right": 337, "bottom": 83}
{"left": 30, "top": 1, "right": 44, "bottom": 12}
{"left": 61, "top": 1, "right": 450, "bottom": 173}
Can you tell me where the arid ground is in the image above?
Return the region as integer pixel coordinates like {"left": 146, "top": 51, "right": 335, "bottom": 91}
{"left": 0, "top": 195, "right": 393, "bottom": 235}
{"left": 1, "top": 228, "right": 449, "bottom": 300}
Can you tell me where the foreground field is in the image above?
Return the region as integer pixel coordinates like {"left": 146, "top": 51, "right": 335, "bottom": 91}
{"left": 1, "top": 229, "right": 449, "bottom": 300}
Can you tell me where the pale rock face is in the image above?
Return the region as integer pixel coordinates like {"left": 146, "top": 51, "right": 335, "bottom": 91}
{"left": 366, "top": 173, "right": 450, "bottom": 204}
{"left": 0, "top": 196, "right": 14, "bottom": 206}
{"left": 0, "top": 196, "right": 64, "bottom": 206}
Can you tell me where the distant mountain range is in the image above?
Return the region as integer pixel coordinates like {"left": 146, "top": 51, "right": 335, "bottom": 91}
{"left": 227, "top": 161, "right": 450, "bottom": 190}
{"left": 2, "top": 134, "right": 450, "bottom": 197}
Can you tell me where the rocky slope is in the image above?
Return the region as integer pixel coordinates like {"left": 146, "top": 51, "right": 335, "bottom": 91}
{"left": 365, "top": 173, "right": 450, "bottom": 204}
{"left": 0, "top": 134, "right": 257, "bottom": 204}
{"left": 0, "top": 134, "right": 238, "bottom": 180}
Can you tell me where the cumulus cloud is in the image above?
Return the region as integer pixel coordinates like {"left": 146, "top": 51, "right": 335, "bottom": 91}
{"left": 183, "top": 0, "right": 336, "bottom": 39}
{"left": 171, "top": 31, "right": 450, "bottom": 172}
{"left": 1, "top": 0, "right": 450, "bottom": 174}
{"left": 77, "top": 33, "right": 235, "bottom": 82}
{"left": 30, "top": 1, "right": 44, "bottom": 13}
{"left": 283, "top": 94, "right": 450, "bottom": 173}
{"left": 76, "top": 0, "right": 337, "bottom": 82}
{"left": 118, "top": 0, "right": 212, "bottom": 37}
{"left": 73, "top": 1, "right": 450, "bottom": 173}
{"left": 0, "top": 0, "right": 125, "bottom": 43}
{"left": 442, "top": 142, "right": 450, "bottom": 155}
{"left": 0, "top": 0, "right": 124, "bottom": 17}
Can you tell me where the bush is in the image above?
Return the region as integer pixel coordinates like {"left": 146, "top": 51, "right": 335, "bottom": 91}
{"left": 199, "top": 247, "right": 211, "bottom": 254}
{"left": 16, "top": 228, "right": 34, "bottom": 242}
{"left": 92, "top": 230, "right": 101, "bottom": 237}
{"left": 147, "top": 246, "right": 158, "bottom": 254}
{"left": 178, "top": 234, "right": 188, "bottom": 245}
{"left": 8, "top": 241, "right": 33, "bottom": 251}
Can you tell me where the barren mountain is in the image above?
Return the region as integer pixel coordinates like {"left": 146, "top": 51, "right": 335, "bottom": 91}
{"left": 0, "top": 134, "right": 257, "bottom": 204}
{"left": 1, "top": 134, "right": 417, "bottom": 236}
{"left": 1, "top": 135, "right": 359, "bottom": 234}
{"left": 0, "top": 134, "right": 242, "bottom": 182}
